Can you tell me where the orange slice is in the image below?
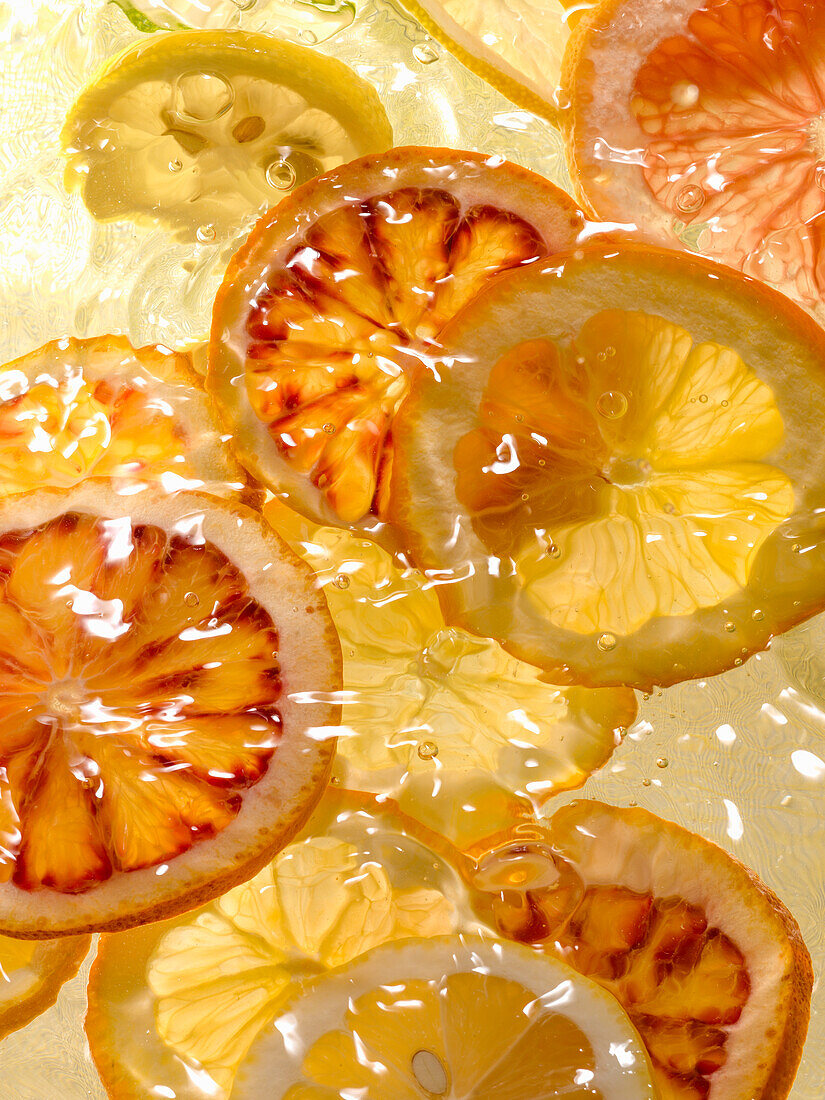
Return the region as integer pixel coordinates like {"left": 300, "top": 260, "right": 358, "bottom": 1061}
{"left": 85, "top": 791, "right": 461, "bottom": 1099}
{"left": 0, "top": 481, "right": 339, "bottom": 937}
{"left": 208, "top": 147, "right": 585, "bottom": 533}
{"left": 0, "top": 933, "right": 89, "bottom": 1040}
{"left": 562, "top": 0, "right": 825, "bottom": 319}
{"left": 232, "top": 935, "right": 658, "bottom": 1099}
{"left": 0, "top": 335, "right": 252, "bottom": 500}
{"left": 468, "top": 800, "right": 813, "bottom": 1100}
{"left": 390, "top": 243, "right": 825, "bottom": 689}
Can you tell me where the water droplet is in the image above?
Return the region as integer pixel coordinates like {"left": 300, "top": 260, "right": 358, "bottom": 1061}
{"left": 417, "top": 740, "right": 438, "bottom": 760}
{"left": 816, "top": 164, "right": 825, "bottom": 191}
{"left": 300, "top": 28, "right": 318, "bottom": 44}
{"left": 266, "top": 157, "right": 297, "bottom": 191}
{"left": 334, "top": 573, "right": 350, "bottom": 589}
{"left": 724, "top": 621, "right": 736, "bottom": 633}
{"left": 752, "top": 608, "right": 764, "bottom": 621}
{"left": 597, "top": 633, "right": 616, "bottom": 652}
{"left": 642, "top": 777, "right": 652, "bottom": 787}
{"left": 675, "top": 184, "right": 705, "bottom": 215}
{"left": 196, "top": 224, "right": 216, "bottom": 243}
{"left": 172, "top": 71, "right": 234, "bottom": 124}
{"left": 169, "top": 158, "right": 183, "bottom": 172}
{"left": 184, "top": 591, "right": 199, "bottom": 607}
{"left": 656, "top": 757, "right": 669, "bottom": 769}
{"left": 413, "top": 42, "right": 440, "bottom": 64}
{"left": 671, "top": 81, "right": 700, "bottom": 108}
{"left": 698, "top": 393, "right": 709, "bottom": 403}
{"left": 596, "top": 390, "right": 628, "bottom": 419}
{"left": 322, "top": 422, "right": 336, "bottom": 434}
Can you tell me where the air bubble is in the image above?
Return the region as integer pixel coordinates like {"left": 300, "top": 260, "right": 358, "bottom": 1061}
{"left": 816, "top": 164, "right": 825, "bottom": 191}
{"left": 196, "top": 224, "right": 216, "bottom": 243}
{"left": 334, "top": 573, "right": 350, "bottom": 589}
{"left": 656, "top": 757, "right": 669, "bottom": 769}
{"left": 413, "top": 43, "right": 440, "bottom": 64}
{"left": 596, "top": 390, "right": 628, "bottom": 419}
{"left": 698, "top": 394, "right": 708, "bottom": 403}
{"left": 417, "top": 740, "right": 438, "bottom": 760}
{"left": 520, "top": 492, "right": 529, "bottom": 502}
{"left": 300, "top": 29, "right": 318, "bottom": 44}
{"left": 642, "top": 777, "right": 652, "bottom": 787}
{"left": 675, "top": 184, "right": 705, "bottom": 215}
{"left": 168, "top": 158, "right": 183, "bottom": 173}
{"left": 792, "top": 543, "right": 801, "bottom": 553}
{"left": 721, "top": 399, "right": 729, "bottom": 407}
{"left": 184, "top": 592, "right": 200, "bottom": 607}
{"left": 266, "top": 158, "right": 297, "bottom": 191}
{"left": 172, "top": 71, "right": 234, "bottom": 124}
{"left": 752, "top": 609, "right": 764, "bottom": 621}
{"left": 597, "top": 633, "right": 616, "bottom": 651}
{"left": 724, "top": 621, "right": 736, "bottom": 633}
{"left": 322, "top": 422, "right": 336, "bottom": 434}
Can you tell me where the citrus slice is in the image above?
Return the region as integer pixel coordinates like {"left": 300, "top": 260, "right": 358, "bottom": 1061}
{"left": 263, "top": 497, "right": 637, "bottom": 845}
{"left": 562, "top": 0, "right": 825, "bottom": 320}
{"left": 61, "top": 30, "right": 392, "bottom": 240}
{"left": 469, "top": 800, "right": 813, "bottom": 1100}
{"left": 232, "top": 934, "right": 658, "bottom": 1099}
{"left": 0, "top": 481, "right": 339, "bottom": 938}
{"left": 0, "top": 335, "right": 252, "bottom": 500}
{"left": 398, "top": 0, "right": 586, "bottom": 123}
{"left": 208, "top": 147, "right": 585, "bottom": 532}
{"left": 85, "top": 791, "right": 461, "bottom": 1099}
{"left": 390, "top": 243, "right": 825, "bottom": 689}
{"left": 0, "top": 933, "right": 89, "bottom": 1040}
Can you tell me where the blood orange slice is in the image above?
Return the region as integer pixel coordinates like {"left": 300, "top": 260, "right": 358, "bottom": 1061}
{"left": 562, "top": 0, "right": 825, "bottom": 320}
{"left": 469, "top": 800, "right": 812, "bottom": 1100}
{"left": 207, "top": 147, "right": 585, "bottom": 533}
{"left": 0, "top": 481, "right": 339, "bottom": 938}
{"left": 0, "top": 335, "right": 251, "bottom": 500}
{"left": 0, "top": 933, "right": 90, "bottom": 1040}
{"left": 390, "top": 244, "right": 825, "bottom": 689}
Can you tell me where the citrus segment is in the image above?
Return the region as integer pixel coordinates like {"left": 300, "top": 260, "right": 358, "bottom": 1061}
{"left": 61, "top": 30, "right": 392, "bottom": 240}
{"left": 233, "top": 936, "right": 658, "bottom": 1099}
{"left": 562, "top": 0, "right": 825, "bottom": 319}
{"left": 398, "top": 0, "right": 589, "bottom": 123}
{"left": 390, "top": 244, "right": 825, "bottom": 688}
{"left": 85, "top": 792, "right": 460, "bottom": 1098}
{"left": 0, "top": 335, "right": 250, "bottom": 500}
{"left": 0, "top": 482, "right": 339, "bottom": 937}
{"left": 0, "top": 932, "right": 90, "bottom": 1041}
{"left": 469, "top": 800, "right": 812, "bottom": 1100}
{"left": 208, "top": 148, "right": 585, "bottom": 531}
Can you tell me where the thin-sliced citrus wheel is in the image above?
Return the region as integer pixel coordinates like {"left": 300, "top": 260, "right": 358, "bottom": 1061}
{"left": 61, "top": 30, "right": 392, "bottom": 240}
{"left": 399, "top": 0, "right": 588, "bottom": 123}
{"left": 0, "top": 481, "right": 339, "bottom": 938}
{"left": 0, "top": 933, "right": 90, "bottom": 1040}
{"left": 208, "top": 147, "right": 585, "bottom": 532}
{"left": 390, "top": 243, "right": 825, "bottom": 689}
{"left": 562, "top": 0, "right": 825, "bottom": 319}
{"left": 0, "top": 335, "right": 251, "bottom": 500}
{"left": 233, "top": 934, "right": 658, "bottom": 1099}
{"left": 469, "top": 800, "right": 813, "bottom": 1100}
{"left": 85, "top": 791, "right": 462, "bottom": 1099}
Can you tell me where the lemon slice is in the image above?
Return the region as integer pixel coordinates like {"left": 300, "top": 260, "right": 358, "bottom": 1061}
{"left": 0, "top": 934, "right": 89, "bottom": 1040}
{"left": 61, "top": 30, "right": 392, "bottom": 240}
{"left": 233, "top": 934, "right": 658, "bottom": 1099}
{"left": 399, "top": 0, "right": 582, "bottom": 123}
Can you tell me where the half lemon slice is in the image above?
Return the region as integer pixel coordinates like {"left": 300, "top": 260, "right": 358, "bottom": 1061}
{"left": 61, "top": 30, "right": 392, "bottom": 240}
{"left": 233, "top": 934, "right": 658, "bottom": 1099}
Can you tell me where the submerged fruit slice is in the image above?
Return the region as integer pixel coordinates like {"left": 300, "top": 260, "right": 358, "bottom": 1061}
{"left": 86, "top": 791, "right": 460, "bottom": 1099}
{"left": 0, "top": 933, "right": 90, "bottom": 1040}
{"left": 0, "top": 482, "right": 339, "bottom": 937}
{"left": 208, "top": 147, "right": 584, "bottom": 532}
{"left": 391, "top": 243, "right": 825, "bottom": 688}
{"left": 0, "top": 335, "right": 250, "bottom": 500}
{"left": 562, "top": 0, "right": 825, "bottom": 319}
{"left": 233, "top": 934, "right": 658, "bottom": 1099}
{"left": 469, "top": 801, "right": 813, "bottom": 1100}
{"left": 399, "top": 0, "right": 585, "bottom": 122}
{"left": 61, "top": 30, "right": 392, "bottom": 240}
{"left": 264, "top": 497, "right": 636, "bottom": 841}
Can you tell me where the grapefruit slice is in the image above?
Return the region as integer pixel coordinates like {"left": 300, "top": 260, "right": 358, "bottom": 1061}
{"left": 390, "top": 243, "right": 825, "bottom": 689}
{"left": 398, "top": 0, "right": 586, "bottom": 123}
{"left": 61, "top": 30, "right": 392, "bottom": 240}
{"left": 232, "top": 935, "right": 658, "bottom": 1099}
{"left": 0, "top": 481, "right": 339, "bottom": 938}
{"left": 208, "top": 147, "right": 585, "bottom": 533}
{"left": 562, "top": 0, "right": 825, "bottom": 320}
{"left": 85, "top": 791, "right": 460, "bottom": 1099}
{"left": 0, "top": 933, "right": 90, "bottom": 1040}
{"left": 469, "top": 800, "right": 812, "bottom": 1100}
{"left": 0, "top": 335, "right": 252, "bottom": 500}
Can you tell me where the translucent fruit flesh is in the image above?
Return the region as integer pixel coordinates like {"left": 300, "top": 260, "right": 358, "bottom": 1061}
{"left": 0, "top": 933, "right": 90, "bottom": 1040}
{"left": 208, "top": 148, "right": 584, "bottom": 530}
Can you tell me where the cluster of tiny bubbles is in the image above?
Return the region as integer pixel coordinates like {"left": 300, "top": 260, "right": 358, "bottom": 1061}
{"left": 597, "top": 632, "right": 616, "bottom": 652}
{"left": 417, "top": 740, "right": 439, "bottom": 760}
{"left": 596, "top": 390, "right": 628, "bottom": 419}
{"left": 413, "top": 42, "right": 440, "bottom": 65}
{"left": 171, "top": 71, "right": 234, "bottom": 124}
{"left": 266, "top": 158, "right": 297, "bottom": 191}
{"left": 675, "top": 184, "right": 705, "bottom": 215}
